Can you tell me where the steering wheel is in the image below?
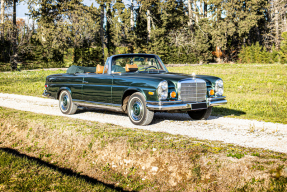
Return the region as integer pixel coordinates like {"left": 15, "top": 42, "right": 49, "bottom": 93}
{"left": 138, "top": 66, "right": 158, "bottom": 72}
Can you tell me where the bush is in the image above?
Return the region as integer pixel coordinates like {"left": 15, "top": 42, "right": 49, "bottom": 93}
{"left": 238, "top": 37, "right": 287, "bottom": 64}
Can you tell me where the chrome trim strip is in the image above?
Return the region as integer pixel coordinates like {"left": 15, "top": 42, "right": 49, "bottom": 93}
{"left": 146, "top": 101, "right": 207, "bottom": 111}
{"left": 178, "top": 82, "right": 182, "bottom": 100}
{"left": 146, "top": 96, "right": 227, "bottom": 110}
{"left": 207, "top": 96, "right": 226, "bottom": 101}
{"left": 73, "top": 100, "right": 123, "bottom": 112}
{"left": 209, "top": 99, "right": 227, "bottom": 106}
{"left": 146, "top": 103, "right": 192, "bottom": 110}
{"left": 146, "top": 100, "right": 183, "bottom": 105}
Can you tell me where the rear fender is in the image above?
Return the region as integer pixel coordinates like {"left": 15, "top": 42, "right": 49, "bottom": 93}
{"left": 57, "top": 87, "right": 72, "bottom": 99}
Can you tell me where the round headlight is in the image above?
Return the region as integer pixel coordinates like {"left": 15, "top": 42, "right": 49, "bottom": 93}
{"left": 161, "top": 82, "right": 168, "bottom": 90}
{"left": 216, "top": 88, "right": 223, "bottom": 96}
{"left": 215, "top": 79, "right": 224, "bottom": 96}
{"left": 215, "top": 79, "right": 223, "bottom": 88}
{"left": 157, "top": 80, "right": 168, "bottom": 100}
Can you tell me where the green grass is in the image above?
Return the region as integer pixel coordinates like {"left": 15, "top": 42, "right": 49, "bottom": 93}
{"left": 0, "top": 63, "right": 286, "bottom": 124}
{"left": 168, "top": 63, "right": 287, "bottom": 124}
{"left": 0, "top": 149, "right": 117, "bottom": 191}
{"left": 0, "top": 70, "right": 65, "bottom": 96}
{"left": 1, "top": 106, "right": 287, "bottom": 191}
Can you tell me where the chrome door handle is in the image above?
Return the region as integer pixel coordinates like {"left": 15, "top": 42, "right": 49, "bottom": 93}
{"left": 82, "top": 81, "right": 88, "bottom": 84}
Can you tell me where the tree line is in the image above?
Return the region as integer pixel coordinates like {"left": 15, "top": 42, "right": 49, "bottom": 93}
{"left": 0, "top": 0, "right": 287, "bottom": 70}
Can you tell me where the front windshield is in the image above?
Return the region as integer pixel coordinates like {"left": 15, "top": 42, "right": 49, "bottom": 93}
{"left": 111, "top": 55, "right": 167, "bottom": 74}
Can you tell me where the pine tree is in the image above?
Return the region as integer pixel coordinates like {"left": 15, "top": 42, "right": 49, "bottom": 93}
{"left": 279, "top": 32, "right": 287, "bottom": 64}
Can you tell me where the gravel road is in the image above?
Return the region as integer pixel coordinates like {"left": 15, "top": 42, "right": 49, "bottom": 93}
{"left": 1, "top": 93, "right": 287, "bottom": 153}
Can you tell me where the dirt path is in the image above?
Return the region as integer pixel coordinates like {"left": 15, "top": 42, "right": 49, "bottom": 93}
{"left": 0, "top": 92, "right": 287, "bottom": 153}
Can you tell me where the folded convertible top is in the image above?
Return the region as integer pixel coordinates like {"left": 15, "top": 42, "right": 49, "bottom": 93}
{"left": 66, "top": 65, "right": 97, "bottom": 74}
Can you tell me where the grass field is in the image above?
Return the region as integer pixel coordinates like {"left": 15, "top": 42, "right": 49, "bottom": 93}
{"left": 0, "top": 149, "right": 118, "bottom": 191}
{"left": 1, "top": 61, "right": 287, "bottom": 190}
{"left": 0, "top": 63, "right": 286, "bottom": 124}
{"left": 1, "top": 106, "right": 287, "bottom": 191}
{"left": 168, "top": 63, "right": 287, "bottom": 124}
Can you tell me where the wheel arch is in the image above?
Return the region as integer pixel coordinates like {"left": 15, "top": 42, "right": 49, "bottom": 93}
{"left": 121, "top": 88, "right": 146, "bottom": 113}
{"left": 57, "top": 87, "right": 72, "bottom": 99}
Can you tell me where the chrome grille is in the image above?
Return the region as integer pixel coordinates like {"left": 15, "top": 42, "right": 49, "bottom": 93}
{"left": 179, "top": 79, "right": 206, "bottom": 102}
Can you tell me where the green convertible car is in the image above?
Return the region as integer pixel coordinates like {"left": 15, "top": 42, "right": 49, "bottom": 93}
{"left": 43, "top": 54, "right": 227, "bottom": 125}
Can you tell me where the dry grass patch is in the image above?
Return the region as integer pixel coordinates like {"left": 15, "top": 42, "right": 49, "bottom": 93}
{"left": 0, "top": 106, "right": 287, "bottom": 191}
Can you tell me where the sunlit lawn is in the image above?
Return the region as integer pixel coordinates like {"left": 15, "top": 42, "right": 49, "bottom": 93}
{"left": 168, "top": 63, "right": 287, "bottom": 124}
{"left": 0, "top": 149, "right": 116, "bottom": 191}
{"left": 0, "top": 63, "right": 286, "bottom": 124}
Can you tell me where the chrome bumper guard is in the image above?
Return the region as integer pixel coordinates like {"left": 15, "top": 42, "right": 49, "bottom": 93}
{"left": 146, "top": 96, "right": 227, "bottom": 111}
{"left": 42, "top": 90, "right": 51, "bottom": 97}
{"left": 207, "top": 96, "right": 227, "bottom": 106}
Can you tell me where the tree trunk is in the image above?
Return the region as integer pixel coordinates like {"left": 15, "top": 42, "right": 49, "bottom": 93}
{"left": 1, "top": 0, "right": 5, "bottom": 61}
{"left": 200, "top": 0, "right": 203, "bottom": 18}
{"left": 130, "top": 0, "right": 134, "bottom": 30}
{"left": 195, "top": 3, "right": 198, "bottom": 24}
{"left": 106, "top": 3, "right": 110, "bottom": 56}
{"left": 100, "top": 3, "right": 105, "bottom": 65}
{"left": 147, "top": 8, "right": 151, "bottom": 42}
{"left": 275, "top": 10, "right": 279, "bottom": 49}
{"left": 204, "top": 1, "right": 207, "bottom": 18}
{"left": 284, "top": 13, "right": 287, "bottom": 32}
{"left": 11, "top": 0, "right": 17, "bottom": 70}
{"left": 1, "top": 0, "right": 4, "bottom": 42}
{"left": 187, "top": 0, "right": 193, "bottom": 29}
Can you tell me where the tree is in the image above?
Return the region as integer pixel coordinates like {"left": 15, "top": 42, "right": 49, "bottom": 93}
{"left": 11, "top": 0, "right": 17, "bottom": 70}
{"left": 1, "top": 0, "right": 5, "bottom": 41}
{"left": 29, "top": 0, "right": 100, "bottom": 66}
{"left": 264, "top": 0, "right": 287, "bottom": 49}
{"left": 206, "top": 0, "right": 266, "bottom": 61}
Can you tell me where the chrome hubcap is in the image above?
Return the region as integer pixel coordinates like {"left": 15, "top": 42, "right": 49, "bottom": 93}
{"left": 60, "top": 93, "right": 70, "bottom": 111}
{"left": 130, "top": 99, "right": 143, "bottom": 121}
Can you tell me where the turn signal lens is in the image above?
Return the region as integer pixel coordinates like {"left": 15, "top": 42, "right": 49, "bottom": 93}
{"left": 170, "top": 91, "right": 176, "bottom": 98}
{"left": 209, "top": 89, "right": 214, "bottom": 96}
{"left": 148, "top": 91, "right": 154, "bottom": 95}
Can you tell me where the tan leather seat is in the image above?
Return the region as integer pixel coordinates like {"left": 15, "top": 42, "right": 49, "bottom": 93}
{"left": 125, "top": 64, "right": 138, "bottom": 72}
{"left": 96, "top": 64, "right": 104, "bottom": 74}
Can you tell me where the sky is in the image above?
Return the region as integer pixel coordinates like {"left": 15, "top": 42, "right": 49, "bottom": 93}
{"left": 16, "top": 0, "right": 131, "bottom": 19}
{"left": 17, "top": 0, "right": 96, "bottom": 18}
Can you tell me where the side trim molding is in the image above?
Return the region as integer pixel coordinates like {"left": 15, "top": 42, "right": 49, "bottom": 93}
{"left": 73, "top": 100, "right": 123, "bottom": 112}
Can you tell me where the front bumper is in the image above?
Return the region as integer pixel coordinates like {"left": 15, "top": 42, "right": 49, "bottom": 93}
{"left": 146, "top": 96, "right": 227, "bottom": 111}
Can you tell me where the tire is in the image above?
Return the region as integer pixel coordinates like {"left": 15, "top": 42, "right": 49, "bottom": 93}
{"left": 59, "top": 90, "right": 77, "bottom": 115}
{"left": 187, "top": 106, "right": 212, "bottom": 120}
{"left": 127, "top": 92, "right": 154, "bottom": 125}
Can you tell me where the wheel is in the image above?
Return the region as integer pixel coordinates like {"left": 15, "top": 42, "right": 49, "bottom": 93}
{"left": 59, "top": 90, "right": 77, "bottom": 115}
{"left": 187, "top": 107, "right": 212, "bottom": 120}
{"left": 127, "top": 92, "right": 154, "bottom": 125}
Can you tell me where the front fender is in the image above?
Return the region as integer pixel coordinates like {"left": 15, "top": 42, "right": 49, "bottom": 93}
{"left": 123, "top": 88, "right": 146, "bottom": 99}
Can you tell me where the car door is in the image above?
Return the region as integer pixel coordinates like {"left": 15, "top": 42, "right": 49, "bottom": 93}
{"left": 82, "top": 73, "right": 113, "bottom": 103}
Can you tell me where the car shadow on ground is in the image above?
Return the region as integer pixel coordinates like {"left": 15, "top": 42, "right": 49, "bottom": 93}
{"left": 152, "top": 107, "right": 246, "bottom": 124}
{"left": 0, "top": 148, "right": 130, "bottom": 192}
{"left": 76, "top": 107, "right": 246, "bottom": 125}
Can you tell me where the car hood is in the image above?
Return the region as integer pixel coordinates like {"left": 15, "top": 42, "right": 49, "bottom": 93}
{"left": 121, "top": 72, "right": 220, "bottom": 87}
